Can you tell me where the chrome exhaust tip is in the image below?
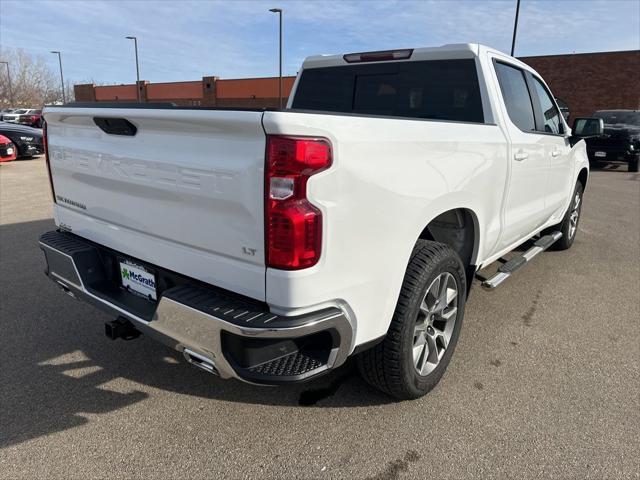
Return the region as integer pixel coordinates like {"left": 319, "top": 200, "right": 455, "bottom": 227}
{"left": 183, "top": 348, "right": 218, "bottom": 375}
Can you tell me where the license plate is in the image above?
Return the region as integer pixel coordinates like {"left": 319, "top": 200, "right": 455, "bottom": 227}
{"left": 594, "top": 151, "right": 606, "bottom": 158}
{"left": 120, "top": 260, "right": 157, "bottom": 300}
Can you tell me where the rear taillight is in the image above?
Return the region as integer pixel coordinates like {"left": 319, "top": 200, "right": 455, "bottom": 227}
{"left": 266, "top": 135, "right": 332, "bottom": 270}
{"left": 43, "top": 122, "right": 56, "bottom": 203}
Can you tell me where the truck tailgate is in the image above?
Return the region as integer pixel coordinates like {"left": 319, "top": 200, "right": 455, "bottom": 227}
{"left": 44, "top": 107, "right": 267, "bottom": 300}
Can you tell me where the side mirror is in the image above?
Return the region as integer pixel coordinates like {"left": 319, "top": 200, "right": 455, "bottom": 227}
{"left": 572, "top": 117, "right": 604, "bottom": 137}
{"left": 569, "top": 117, "right": 604, "bottom": 146}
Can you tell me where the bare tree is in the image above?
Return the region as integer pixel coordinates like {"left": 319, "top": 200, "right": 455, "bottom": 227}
{"left": 0, "top": 48, "right": 62, "bottom": 107}
{"left": 64, "top": 81, "right": 75, "bottom": 103}
{"left": 77, "top": 78, "right": 118, "bottom": 86}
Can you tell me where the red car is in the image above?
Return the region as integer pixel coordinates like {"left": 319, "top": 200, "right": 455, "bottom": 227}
{"left": 0, "top": 134, "right": 17, "bottom": 162}
{"left": 19, "top": 109, "right": 43, "bottom": 128}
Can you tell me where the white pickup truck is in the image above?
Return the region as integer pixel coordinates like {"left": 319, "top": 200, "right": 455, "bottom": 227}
{"left": 40, "top": 44, "right": 602, "bottom": 399}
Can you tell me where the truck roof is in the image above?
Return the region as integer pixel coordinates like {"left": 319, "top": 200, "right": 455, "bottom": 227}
{"left": 301, "top": 43, "right": 533, "bottom": 73}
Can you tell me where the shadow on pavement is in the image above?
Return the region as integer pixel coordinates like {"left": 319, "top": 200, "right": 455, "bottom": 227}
{"left": 0, "top": 219, "right": 390, "bottom": 449}
{"left": 591, "top": 162, "right": 633, "bottom": 173}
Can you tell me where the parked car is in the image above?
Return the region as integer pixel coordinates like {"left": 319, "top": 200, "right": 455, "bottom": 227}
{"left": 2, "top": 108, "right": 42, "bottom": 127}
{"left": 18, "top": 109, "right": 43, "bottom": 128}
{"left": 40, "top": 43, "right": 601, "bottom": 400}
{"left": 582, "top": 110, "right": 640, "bottom": 172}
{"left": 2, "top": 108, "right": 29, "bottom": 123}
{"left": 0, "top": 134, "right": 17, "bottom": 162}
{"left": 0, "top": 122, "right": 44, "bottom": 157}
{"left": 0, "top": 108, "right": 16, "bottom": 120}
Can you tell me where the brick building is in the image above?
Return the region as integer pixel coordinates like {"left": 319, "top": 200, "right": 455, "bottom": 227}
{"left": 519, "top": 50, "right": 640, "bottom": 119}
{"left": 74, "top": 50, "right": 639, "bottom": 116}
{"left": 75, "top": 75, "right": 297, "bottom": 108}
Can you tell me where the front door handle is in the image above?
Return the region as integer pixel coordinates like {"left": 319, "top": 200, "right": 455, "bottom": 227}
{"left": 514, "top": 150, "right": 529, "bottom": 161}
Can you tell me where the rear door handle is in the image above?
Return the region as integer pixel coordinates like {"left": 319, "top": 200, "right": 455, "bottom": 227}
{"left": 551, "top": 149, "right": 561, "bottom": 157}
{"left": 514, "top": 151, "right": 529, "bottom": 161}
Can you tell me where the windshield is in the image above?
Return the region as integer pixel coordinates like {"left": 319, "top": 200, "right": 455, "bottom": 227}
{"left": 13, "top": 109, "right": 28, "bottom": 114}
{"left": 593, "top": 111, "right": 640, "bottom": 126}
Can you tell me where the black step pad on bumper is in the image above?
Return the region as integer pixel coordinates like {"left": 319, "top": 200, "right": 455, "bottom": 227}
{"left": 249, "top": 351, "right": 324, "bottom": 376}
{"left": 164, "top": 284, "right": 340, "bottom": 330}
{"left": 39, "top": 230, "right": 104, "bottom": 289}
{"left": 40, "top": 230, "right": 96, "bottom": 256}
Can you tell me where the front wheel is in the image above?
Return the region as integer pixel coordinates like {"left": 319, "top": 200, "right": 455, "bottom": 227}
{"left": 550, "top": 182, "right": 584, "bottom": 251}
{"left": 629, "top": 155, "right": 639, "bottom": 173}
{"left": 357, "top": 240, "right": 466, "bottom": 400}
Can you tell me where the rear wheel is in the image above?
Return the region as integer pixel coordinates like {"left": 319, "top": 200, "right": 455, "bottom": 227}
{"left": 629, "top": 155, "right": 639, "bottom": 173}
{"left": 357, "top": 240, "right": 466, "bottom": 400}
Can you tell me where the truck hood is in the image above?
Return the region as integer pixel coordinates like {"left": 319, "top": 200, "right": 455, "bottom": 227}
{"left": 603, "top": 124, "right": 640, "bottom": 139}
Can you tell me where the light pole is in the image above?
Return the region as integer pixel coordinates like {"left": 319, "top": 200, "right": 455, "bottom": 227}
{"left": 510, "top": 0, "right": 521, "bottom": 56}
{"left": 269, "top": 8, "right": 283, "bottom": 109}
{"left": 50, "top": 51, "right": 66, "bottom": 104}
{"left": 0, "top": 61, "right": 14, "bottom": 106}
{"left": 125, "top": 36, "right": 141, "bottom": 102}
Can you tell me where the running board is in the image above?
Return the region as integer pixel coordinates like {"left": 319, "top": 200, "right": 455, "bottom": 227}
{"left": 481, "top": 231, "right": 562, "bottom": 290}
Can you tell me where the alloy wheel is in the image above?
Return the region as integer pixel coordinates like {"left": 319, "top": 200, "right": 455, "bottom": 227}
{"left": 568, "top": 191, "right": 581, "bottom": 239}
{"left": 413, "top": 272, "right": 458, "bottom": 376}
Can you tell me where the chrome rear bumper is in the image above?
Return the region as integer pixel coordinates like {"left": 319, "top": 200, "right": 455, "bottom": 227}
{"left": 39, "top": 230, "right": 353, "bottom": 384}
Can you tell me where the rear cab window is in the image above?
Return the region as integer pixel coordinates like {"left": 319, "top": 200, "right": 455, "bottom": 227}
{"left": 292, "top": 59, "right": 485, "bottom": 123}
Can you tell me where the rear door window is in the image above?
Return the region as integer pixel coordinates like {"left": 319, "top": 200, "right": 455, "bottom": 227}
{"left": 494, "top": 62, "right": 536, "bottom": 132}
{"left": 292, "top": 59, "right": 485, "bottom": 123}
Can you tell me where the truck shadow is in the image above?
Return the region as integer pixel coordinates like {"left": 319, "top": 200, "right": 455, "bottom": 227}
{"left": 0, "top": 219, "right": 391, "bottom": 449}
{"left": 592, "top": 163, "right": 635, "bottom": 173}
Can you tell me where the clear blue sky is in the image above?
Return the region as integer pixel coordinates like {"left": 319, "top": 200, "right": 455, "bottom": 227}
{"left": 1, "top": 0, "right": 639, "bottom": 85}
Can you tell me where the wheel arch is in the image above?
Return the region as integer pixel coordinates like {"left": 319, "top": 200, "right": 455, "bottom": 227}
{"left": 416, "top": 207, "right": 480, "bottom": 287}
{"left": 577, "top": 167, "right": 588, "bottom": 190}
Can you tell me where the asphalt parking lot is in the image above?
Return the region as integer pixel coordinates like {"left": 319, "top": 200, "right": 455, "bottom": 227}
{"left": 1, "top": 158, "right": 638, "bottom": 479}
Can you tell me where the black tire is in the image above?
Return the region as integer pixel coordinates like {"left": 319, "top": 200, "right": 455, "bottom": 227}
{"left": 629, "top": 155, "right": 639, "bottom": 173}
{"left": 357, "top": 240, "right": 466, "bottom": 400}
{"left": 549, "top": 181, "right": 584, "bottom": 251}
